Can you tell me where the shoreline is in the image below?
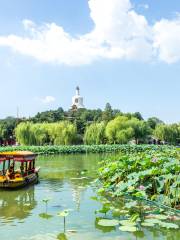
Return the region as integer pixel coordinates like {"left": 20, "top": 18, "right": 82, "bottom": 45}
{"left": 0, "top": 144, "right": 175, "bottom": 155}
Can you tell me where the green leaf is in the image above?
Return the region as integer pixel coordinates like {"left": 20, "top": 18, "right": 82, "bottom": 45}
{"left": 98, "top": 219, "right": 119, "bottom": 227}
{"left": 158, "top": 222, "right": 179, "bottom": 229}
{"left": 119, "top": 220, "right": 136, "bottom": 226}
{"left": 57, "top": 210, "right": 70, "bottom": 217}
{"left": 141, "top": 222, "right": 155, "bottom": 227}
{"left": 143, "top": 219, "right": 161, "bottom": 224}
{"left": 112, "top": 209, "right": 129, "bottom": 217}
{"left": 57, "top": 233, "right": 68, "bottom": 240}
{"left": 125, "top": 201, "right": 137, "bottom": 209}
{"left": 153, "top": 214, "right": 168, "bottom": 220}
{"left": 130, "top": 213, "right": 139, "bottom": 222}
{"left": 42, "top": 198, "right": 50, "bottom": 203}
{"left": 91, "top": 196, "right": 99, "bottom": 201}
{"left": 119, "top": 225, "right": 137, "bottom": 232}
{"left": 39, "top": 213, "right": 53, "bottom": 219}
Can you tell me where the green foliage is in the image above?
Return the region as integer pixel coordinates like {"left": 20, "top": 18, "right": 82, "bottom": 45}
{"left": 102, "top": 103, "right": 113, "bottom": 122}
{"left": 84, "top": 122, "right": 106, "bottom": 144}
{"left": 97, "top": 219, "right": 119, "bottom": 227}
{"left": 147, "top": 117, "right": 164, "bottom": 129}
{"left": 105, "top": 116, "right": 152, "bottom": 144}
{"left": 97, "top": 147, "right": 180, "bottom": 209}
{"left": 119, "top": 225, "right": 137, "bottom": 232}
{"left": 128, "top": 118, "right": 151, "bottom": 144}
{"left": 57, "top": 233, "right": 68, "bottom": 240}
{"left": 57, "top": 210, "right": 70, "bottom": 217}
{"left": 0, "top": 144, "right": 174, "bottom": 155}
{"left": 0, "top": 117, "right": 17, "bottom": 141}
{"left": 105, "top": 116, "right": 134, "bottom": 144}
{"left": 132, "top": 112, "right": 144, "bottom": 121}
{"left": 15, "top": 122, "right": 48, "bottom": 145}
{"left": 48, "top": 122, "right": 77, "bottom": 145}
{"left": 154, "top": 123, "right": 180, "bottom": 145}
{"left": 1, "top": 106, "right": 180, "bottom": 146}
{"left": 15, "top": 121, "right": 77, "bottom": 146}
{"left": 15, "top": 122, "right": 36, "bottom": 145}
{"left": 33, "top": 107, "right": 65, "bottom": 123}
{"left": 93, "top": 194, "right": 180, "bottom": 232}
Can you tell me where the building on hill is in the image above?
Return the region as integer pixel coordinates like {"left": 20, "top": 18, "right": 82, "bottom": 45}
{"left": 71, "top": 86, "right": 85, "bottom": 110}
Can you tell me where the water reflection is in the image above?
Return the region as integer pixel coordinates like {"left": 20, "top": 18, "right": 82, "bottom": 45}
{"left": 38, "top": 154, "right": 102, "bottom": 211}
{"left": 37, "top": 154, "right": 99, "bottom": 181}
{"left": 0, "top": 153, "right": 179, "bottom": 240}
{"left": 94, "top": 195, "right": 180, "bottom": 239}
{"left": 0, "top": 186, "right": 36, "bottom": 221}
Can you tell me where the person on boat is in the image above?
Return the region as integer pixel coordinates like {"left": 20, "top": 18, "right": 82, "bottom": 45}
{"left": 20, "top": 164, "right": 25, "bottom": 176}
{"left": 5, "top": 163, "right": 15, "bottom": 181}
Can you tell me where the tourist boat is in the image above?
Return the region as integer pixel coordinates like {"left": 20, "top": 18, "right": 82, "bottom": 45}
{"left": 0, "top": 151, "right": 40, "bottom": 189}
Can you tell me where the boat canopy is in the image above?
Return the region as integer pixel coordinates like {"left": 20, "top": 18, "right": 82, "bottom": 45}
{"left": 0, "top": 151, "right": 37, "bottom": 162}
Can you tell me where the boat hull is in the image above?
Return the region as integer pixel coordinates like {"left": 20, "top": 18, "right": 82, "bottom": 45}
{"left": 0, "top": 173, "right": 39, "bottom": 189}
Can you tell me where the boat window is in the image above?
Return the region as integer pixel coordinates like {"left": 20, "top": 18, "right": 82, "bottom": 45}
{"left": 14, "top": 162, "right": 21, "bottom": 172}
{"left": 3, "top": 161, "right": 10, "bottom": 173}
{"left": 0, "top": 162, "right": 3, "bottom": 175}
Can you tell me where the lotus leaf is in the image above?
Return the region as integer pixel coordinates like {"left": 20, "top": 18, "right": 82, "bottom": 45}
{"left": 58, "top": 210, "right": 69, "bottom": 217}
{"left": 153, "top": 214, "right": 169, "bottom": 220}
{"left": 158, "top": 221, "right": 179, "bottom": 229}
{"left": 98, "top": 219, "right": 119, "bottom": 227}
{"left": 141, "top": 222, "right": 155, "bottom": 227}
{"left": 119, "top": 220, "right": 136, "bottom": 226}
{"left": 119, "top": 225, "right": 137, "bottom": 232}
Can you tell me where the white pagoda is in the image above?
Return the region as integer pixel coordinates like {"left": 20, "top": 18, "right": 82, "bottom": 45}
{"left": 72, "top": 86, "right": 85, "bottom": 110}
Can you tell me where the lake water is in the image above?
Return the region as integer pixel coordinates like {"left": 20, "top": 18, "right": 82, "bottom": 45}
{"left": 0, "top": 154, "right": 179, "bottom": 240}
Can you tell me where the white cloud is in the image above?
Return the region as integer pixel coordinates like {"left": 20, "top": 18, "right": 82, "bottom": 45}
{"left": 22, "top": 19, "right": 36, "bottom": 31}
{"left": 40, "top": 96, "right": 55, "bottom": 104}
{"left": 87, "top": 0, "right": 153, "bottom": 61}
{"left": 0, "top": 0, "right": 179, "bottom": 65}
{"left": 153, "top": 18, "right": 180, "bottom": 63}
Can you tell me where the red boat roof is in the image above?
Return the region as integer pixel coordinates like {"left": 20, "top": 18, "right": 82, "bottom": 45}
{"left": 0, "top": 151, "right": 37, "bottom": 162}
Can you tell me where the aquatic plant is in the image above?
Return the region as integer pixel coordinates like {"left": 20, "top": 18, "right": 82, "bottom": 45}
{"left": 93, "top": 195, "right": 180, "bottom": 232}
{"left": 57, "top": 210, "right": 70, "bottom": 233}
{"left": 57, "top": 233, "right": 68, "bottom": 240}
{"left": 39, "top": 198, "right": 53, "bottom": 220}
{"left": 98, "top": 148, "right": 180, "bottom": 210}
{"left": 0, "top": 144, "right": 176, "bottom": 155}
{"left": 42, "top": 198, "right": 50, "bottom": 213}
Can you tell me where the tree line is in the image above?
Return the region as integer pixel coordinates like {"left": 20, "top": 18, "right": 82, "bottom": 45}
{"left": 0, "top": 104, "right": 180, "bottom": 146}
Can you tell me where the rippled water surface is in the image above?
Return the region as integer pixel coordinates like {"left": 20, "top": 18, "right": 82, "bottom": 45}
{"left": 0, "top": 154, "right": 179, "bottom": 240}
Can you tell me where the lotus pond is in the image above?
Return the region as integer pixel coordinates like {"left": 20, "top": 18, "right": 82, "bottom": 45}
{"left": 0, "top": 152, "right": 179, "bottom": 240}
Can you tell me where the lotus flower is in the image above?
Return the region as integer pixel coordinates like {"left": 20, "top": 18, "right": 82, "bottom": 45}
{"left": 138, "top": 185, "right": 145, "bottom": 191}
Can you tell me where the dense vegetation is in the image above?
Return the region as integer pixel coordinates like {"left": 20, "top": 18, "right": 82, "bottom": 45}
{"left": 0, "top": 144, "right": 169, "bottom": 155}
{"left": 97, "top": 146, "right": 180, "bottom": 210}
{"left": 15, "top": 121, "right": 77, "bottom": 146}
{"left": 0, "top": 103, "right": 180, "bottom": 146}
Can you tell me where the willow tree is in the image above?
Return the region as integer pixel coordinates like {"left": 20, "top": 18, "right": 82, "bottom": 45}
{"left": 31, "top": 123, "right": 49, "bottom": 145}
{"left": 105, "top": 116, "right": 134, "bottom": 144}
{"left": 84, "top": 122, "right": 106, "bottom": 145}
{"left": 153, "top": 124, "right": 180, "bottom": 145}
{"left": 15, "top": 122, "right": 36, "bottom": 145}
{"left": 47, "top": 121, "right": 77, "bottom": 145}
{"left": 15, "top": 121, "right": 77, "bottom": 146}
{"left": 128, "top": 118, "right": 151, "bottom": 144}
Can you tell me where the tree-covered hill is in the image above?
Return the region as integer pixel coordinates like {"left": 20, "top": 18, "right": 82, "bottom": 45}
{"left": 0, "top": 103, "right": 180, "bottom": 146}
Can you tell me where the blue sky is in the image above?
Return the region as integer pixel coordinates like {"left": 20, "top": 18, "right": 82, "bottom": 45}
{"left": 0, "top": 0, "right": 180, "bottom": 123}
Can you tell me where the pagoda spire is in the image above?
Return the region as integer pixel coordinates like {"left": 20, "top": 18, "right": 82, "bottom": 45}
{"left": 71, "top": 86, "right": 85, "bottom": 110}
{"left": 76, "top": 86, "right": 80, "bottom": 95}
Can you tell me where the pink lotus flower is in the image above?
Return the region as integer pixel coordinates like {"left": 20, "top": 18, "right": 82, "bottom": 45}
{"left": 139, "top": 185, "right": 145, "bottom": 191}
